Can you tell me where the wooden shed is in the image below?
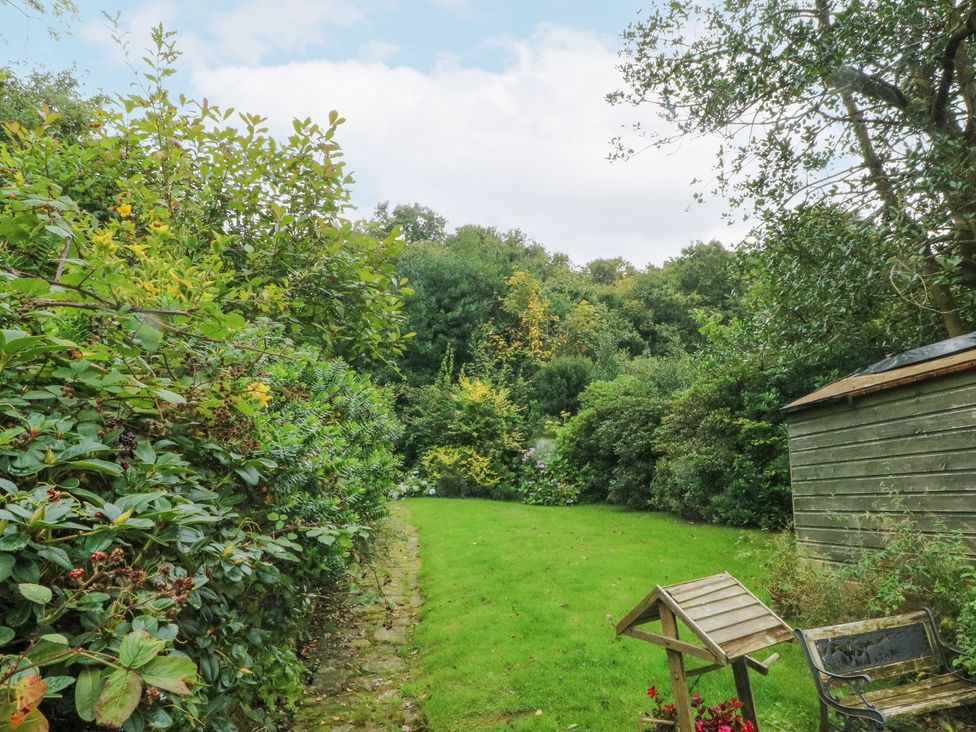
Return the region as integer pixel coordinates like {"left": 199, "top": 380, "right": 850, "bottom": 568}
{"left": 783, "top": 332, "right": 976, "bottom": 564}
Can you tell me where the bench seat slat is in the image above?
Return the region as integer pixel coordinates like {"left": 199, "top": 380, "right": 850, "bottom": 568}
{"left": 839, "top": 674, "right": 976, "bottom": 719}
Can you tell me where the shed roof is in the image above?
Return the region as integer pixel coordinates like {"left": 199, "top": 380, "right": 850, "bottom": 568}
{"left": 785, "top": 332, "right": 976, "bottom": 413}
{"left": 615, "top": 572, "right": 793, "bottom": 664}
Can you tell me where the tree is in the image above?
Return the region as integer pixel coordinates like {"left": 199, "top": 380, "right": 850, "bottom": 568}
{"left": 0, "top": 67, "right": 104, "bottom": 141}
{"left": 374, "top": 201, "right": 448, "bottom": 243}
{"left": 585, "top": 256, "right": 635, "bottom": 284}
{"left": 613, "top": 0, "right": 976, "bottom": 337}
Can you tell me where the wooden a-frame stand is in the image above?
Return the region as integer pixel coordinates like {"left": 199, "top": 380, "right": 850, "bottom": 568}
{"left": 617, "top": 573, "right": 794, "bottom": 732}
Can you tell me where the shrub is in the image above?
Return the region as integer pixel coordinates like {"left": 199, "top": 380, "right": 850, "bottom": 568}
{"left": 527, "top": 356, "right": 595, "bottom": 421}
{"left": 0, "top": 32, "right": 403, "bottom": 731}
{"left": 768, "top": 528, "right": 973, "bottom": 630}
{"left": 0, "top": 332, "right": 399, "bottom": 730}
{"left": 415, "top": 375, "right": 524, "bottom": 499}
{"left": 555, "top": 358, "right": 687, "bottom": 507}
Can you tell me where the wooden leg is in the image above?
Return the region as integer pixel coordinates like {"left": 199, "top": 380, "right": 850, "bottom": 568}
{"left": 731, "top": 657, "right": 759, "bottom": 731}
{"left": 660, "top": 608, "right": 695, "bottom": 732}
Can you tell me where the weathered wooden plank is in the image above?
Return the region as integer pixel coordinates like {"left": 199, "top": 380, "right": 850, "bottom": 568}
{"left": 722, "top": 626, "right": 795, "bottom": 659}
{"left": 710, "top": 615, "right": 785, "bottom": 645}
{"left": 731, "top": 658, "right": 759, "bottom": 729}
{"left": 795, "top": 540, "right": 870, "bottom": 564}
{"left": 794, "top": 510, "right": 976, "bottom": 532}
{"left": 680, "top": 585, "right": 750, "bottom": 609}
{"left": 794, "top": 526, "right": 976, "bottom": 551}
{"left": 793, "top": 491, "right": 974, "bottom": 512}
{"left": 792, "top": 450, "right": 976, "bottom": 482}
{"left": 686, "top": 595, "right": 761, "bottom": 622}
{"left": 846, "top": 677, "right": 976, "bottom": 717}
{"left": 663, "top": 597, "right": 729, "bottom": 664}
{"left": 667, "top": 576, "right": 738, "bottom": 603}
{"left": 620, "top": 627, "right": 720, "bottom": 664}
{"left": 790, "top": 404, "right": 976, "bottom": 452}
{"left": 791, "top": 470, "right": 976, "bottom": 495}
{"left": 790, "top": 427, "right": 976, "bottom": 467}
{"left": 666, "top": 573, "right": 730, "bottom": 594}
{"left": 697, "top": 604, "right": 769, "bottom": 634}
{"left": 615, "top": 588, "right": 662, "bottom": 634}
{"left": 659, "top": 607, "right": 696, "bottom": 732}
{"left": 787, "top": 374, "right": 976, "bottom": 437}
{"left": 798, "top": 611, "right": 929, "bottom": 641}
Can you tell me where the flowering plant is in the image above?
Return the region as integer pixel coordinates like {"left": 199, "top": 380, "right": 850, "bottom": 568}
{"left": 515, "top": 446, "right": 581, "bottom": 506}
{"left": 643, "top": 687, "right": 755, "bottom": 732}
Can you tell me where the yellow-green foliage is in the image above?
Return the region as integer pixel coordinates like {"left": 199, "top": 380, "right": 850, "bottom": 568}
{"left": 417, "top": 375, "right": 524, "bottom": 498}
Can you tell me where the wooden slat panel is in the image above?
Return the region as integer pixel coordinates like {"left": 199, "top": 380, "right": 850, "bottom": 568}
{"left": 710, "top": 615, "right": 785, "bottom": 645}
{"left": 665, "top": 573, "right": 729, "bottom": 594}
{"left": 790, "top": 405, "right": 976, "bottom": 452}
{"left": 840, "top": 675, "right": 976, "bottom": 717}
{"left": 794, "top": 510, "right": 976, "bottom": 532}
{"left": 787, "top": 375, "right": 976, "bottom": 437}
{"left": 667, "top": 576, "right": 737, "bottom": 603}
{"left": 686, "top": 595, "right": 761, "bottom": 622}
{"left": 792, "top": 451, "right": 976, "bottom": 482}
{"left": 792, "top": 470, "right": 976, "bottom": 495}
{"left": 795, "top": 526, "right": 976, "bottom": 550}
{"left": 722, "top": 626, "right": 795, "bottom": 659}
{"left": 697, "top": 604, "right": 768, "bottom": 633}
{"left": 793, "top": 491, "right": 974, "bottom": 512}
{"left": 680, "top": 585, "right": 750, "bottom": 609}
{"left": 790, "top": 427, "right": 976, "bottom": 467}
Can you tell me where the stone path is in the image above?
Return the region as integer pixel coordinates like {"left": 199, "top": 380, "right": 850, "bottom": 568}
{"left": 293, "top": 504, "right": 427, "bottom": 731}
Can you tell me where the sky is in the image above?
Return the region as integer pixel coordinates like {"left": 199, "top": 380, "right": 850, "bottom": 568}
{"left": 0, "top": 0, "right": 744, "bottom": 267}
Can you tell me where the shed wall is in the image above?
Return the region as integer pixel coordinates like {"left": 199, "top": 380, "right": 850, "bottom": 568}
{"left": 787, "top": 370, "right": 976, "bottom": 563}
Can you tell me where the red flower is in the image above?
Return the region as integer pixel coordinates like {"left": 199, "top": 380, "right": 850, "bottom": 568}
{"left": 647, "top": 686, "right": 657, "bottom": 697}
{"left": 68, "top": 568, "right": 85, "bottom": 580}
{"left": 90, "top": 550, "right": 107, "bottom": 563}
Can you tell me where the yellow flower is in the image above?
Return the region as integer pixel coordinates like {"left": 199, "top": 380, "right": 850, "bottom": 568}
{"left": 116, "top": 203, "right": 132, "bottom": 217}
{"left": 150, "top": 221, "right": 169, "bottom": 234}
{"left": 244, "top": 380, "right": 272, "bottom": 408}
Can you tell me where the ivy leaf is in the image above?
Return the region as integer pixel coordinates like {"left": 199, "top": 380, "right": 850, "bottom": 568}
{"left": 119, "top": 629, "right": 165, "bottom": 670}
{"left": 95, "top": 669, "right": 142, "bottom": 728}
{"left": 18, "top": 583, "right": 52, "bottom": 604}
{"left": 139, "top": 655, "right": 197, "bottom": 695}
{"left": 75, "top": 667, "right": 105, "bottom": 722}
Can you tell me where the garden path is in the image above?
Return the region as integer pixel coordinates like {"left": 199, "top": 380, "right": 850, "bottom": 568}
{"left": 293, "top": 504, "right": 426, "bottom": 731}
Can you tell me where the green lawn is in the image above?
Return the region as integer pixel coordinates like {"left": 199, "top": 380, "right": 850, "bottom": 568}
{"left": 402, "top": 499, "right": 821, "bottom": 731}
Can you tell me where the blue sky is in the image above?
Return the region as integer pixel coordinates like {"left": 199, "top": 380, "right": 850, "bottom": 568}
{"left": 0, "top": 1, "right": 738, "bottom": 266}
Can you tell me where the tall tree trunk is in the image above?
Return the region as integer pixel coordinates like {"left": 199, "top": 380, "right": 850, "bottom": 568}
{"left": 818, "top": 0, "right": 969, "bottom": 338}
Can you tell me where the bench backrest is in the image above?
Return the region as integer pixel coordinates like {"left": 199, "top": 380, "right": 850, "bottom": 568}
{"left": 796, "top": 610, "right": 944, "bottom": 682}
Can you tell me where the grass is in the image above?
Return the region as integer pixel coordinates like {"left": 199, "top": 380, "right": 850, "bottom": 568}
{"left": 402, "top": 498, "right": 821, "bottom": 731}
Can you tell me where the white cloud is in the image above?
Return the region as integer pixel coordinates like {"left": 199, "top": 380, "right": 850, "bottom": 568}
{"left": 191, "top": 24, "right": 741, "bottom": 266}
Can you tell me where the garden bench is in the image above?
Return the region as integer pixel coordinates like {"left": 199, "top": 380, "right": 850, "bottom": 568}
{"left": 796, "top": 609, "right": 976, "bottom": 731}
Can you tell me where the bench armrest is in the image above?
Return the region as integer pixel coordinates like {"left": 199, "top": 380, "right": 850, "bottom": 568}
{"left": 816, "top": 665, "right": 873, "bottom": 685}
